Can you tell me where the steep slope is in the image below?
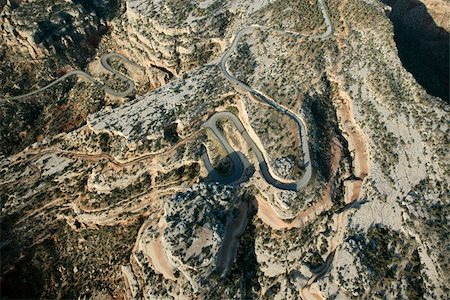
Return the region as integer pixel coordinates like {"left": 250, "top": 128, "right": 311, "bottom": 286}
{"left": 383, "top": 0, "right": 450, "bottom": 102}
{"left": 0, "top": 0, "right": 448, "bottom": 299}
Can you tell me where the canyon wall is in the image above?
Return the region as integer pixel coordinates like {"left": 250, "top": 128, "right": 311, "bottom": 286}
{"left": 384, "top": 0, "right": 449, "bottom": 102}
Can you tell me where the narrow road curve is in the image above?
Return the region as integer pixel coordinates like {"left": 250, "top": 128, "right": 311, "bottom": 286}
{"left": 201, "top": 113, "right": 246, "bottom": 184}
{"left": 202, "top": 111, "right": 298, "bottom": 190}
{"left": 0, "top": 53, "right": 143, "bottom": 103}
{"left": 204, "top": 0, "right": 333, "bottom": 191}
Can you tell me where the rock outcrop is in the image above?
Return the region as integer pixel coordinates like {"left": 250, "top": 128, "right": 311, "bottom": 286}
{"left": 0, "top": 0, "right": 449, "bottom": 299}
{"left": 1, "top": 0, "right": 109, "bottom": 65}
{"left": 0, "top": 0, "right": 115, "bottom": 156}
{"left": 110, "top": 0, "right": 231, "bottom": 75}
{"left": 127, "top": 183, "right": 248, "bottom": 298}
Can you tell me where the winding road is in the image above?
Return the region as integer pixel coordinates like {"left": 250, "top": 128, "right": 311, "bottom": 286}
{"left": 201, "top": 113, "right": 247, "bottom": 185}
{"left": 203, "top": 0, "right": 333, "bottom": 191}
{"left": 202, "top": 111, "right": 301, "bottom": 190}
{"left": 0, "top": 53, "right": 143, "bottom": 103}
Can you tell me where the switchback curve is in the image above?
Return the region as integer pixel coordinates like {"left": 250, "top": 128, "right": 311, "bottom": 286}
{"left": 0, "top": 53, "right": 143, "bottom": 103}
{"left": 203, "top": 0, "right": 333, "bottom": 191}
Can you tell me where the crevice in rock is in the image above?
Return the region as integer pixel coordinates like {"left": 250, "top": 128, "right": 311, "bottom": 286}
{"left": 232, "top": 202, "right": 260, "bottom": 300}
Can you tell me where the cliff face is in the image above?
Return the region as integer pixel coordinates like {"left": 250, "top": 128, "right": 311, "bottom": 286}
{"left": 109, "top": 0, "right": 237, "bottom": 76}
{"left": 0, "top": 0, "right": 449, "bottom": 299}
{"left": 0, "top": 0, "right": 249, "bottom": 156}
{"left": 384, "top": 0, "right": 449, "bottom": 102}
{"left": 0, "top": 0, "right": 115, "bottom": 156}
{"left": 0, "top": 0, "right": 110, "bottom": 70}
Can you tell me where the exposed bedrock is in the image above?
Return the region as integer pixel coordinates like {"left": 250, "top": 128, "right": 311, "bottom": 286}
{"left": 111, "top": 0, "right": 232, "bottom": 76}
{"left": 383, "top": 0, "right": 450, "bottom": 102}
{"left": 128, "top": 183, "right": 252, "bottom": 298}
{"left": 0, "top": 0, "right": 111, "bottom": 65}
{"left": 0, "top": 0, "right": 121, "bottom": 156}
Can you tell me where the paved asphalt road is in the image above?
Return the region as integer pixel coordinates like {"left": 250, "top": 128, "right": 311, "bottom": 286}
{"left": 0, "top": 53, "right": 143, "bottom": 103}
{"left": 205, "top": 0, "right": 333, "bottom": 191}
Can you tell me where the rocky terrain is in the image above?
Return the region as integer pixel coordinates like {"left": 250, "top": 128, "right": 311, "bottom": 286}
{"left": 1, "top": 0, "right": 449, "bottom": 299}
{"left": 0, "top": 0, "right": 169, "bottom": 156}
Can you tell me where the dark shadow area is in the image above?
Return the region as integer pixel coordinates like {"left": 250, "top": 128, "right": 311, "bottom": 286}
{"left": 233, "top": 201, "right": 260, "bottom": 300}
{"left": 215, "top": 156, "right": 235, "bottom": 176}
{"left": 383, "top": 0, "right": 449, "bottom": 102}
{"left": 335, "top": 198, "right": 369, "bottom": 214}
{"left": 207, "top": 194, "right": 260, "bottom": 299}
{"left": 0, "top": 248, "right": 47, "bottom": 299}
{"left": 201, "top": 145, "right": 253, "bottom": 185}
{"left": 0, "top": 212, "right": 21, "bottom": 275}
{"left": 308, "top": 93, "right": 333, "bottom": 181}
{"left": 0, "top": 210, "right": 55, "bottom": 299}
{"left": 34, "top": 11, "right": 109, "bottom": 67}
{"left": 302, "top": 84, "right": 337, "bottom": 182}
{"left": 258, "top": 161, "right": 297, "bottom": 190}
{"left": 1, "top": 215, "right": 146, "bottom": 299}
{"left": 309, "top": 249, "right": 336, "bottom": 284}
{"left": 163, "top": 123, "right": 180, "bottom": 144}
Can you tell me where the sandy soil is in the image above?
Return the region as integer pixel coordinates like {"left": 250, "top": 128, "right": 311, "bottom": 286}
{"left": 333, "top": 90, "right": 369, "bottom": 179}
{"left": 300, "top": 284, "right": 326, "bottom": 300}
{"left": 344, "top": 179, "right": 363, "bottom": 204}
{"left": 328, "top": 72, "right": 370, "bottom": 205}
{"left": 144, "top": 218, "right": 177, "bottom": 281}
{"left": 149, "top": 237, "right": 177, "bottom": 281}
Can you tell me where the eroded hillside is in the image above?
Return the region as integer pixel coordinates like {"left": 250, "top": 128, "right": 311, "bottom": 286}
{"left": 1, "top": 0, "right": 448, "bottom": 299}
